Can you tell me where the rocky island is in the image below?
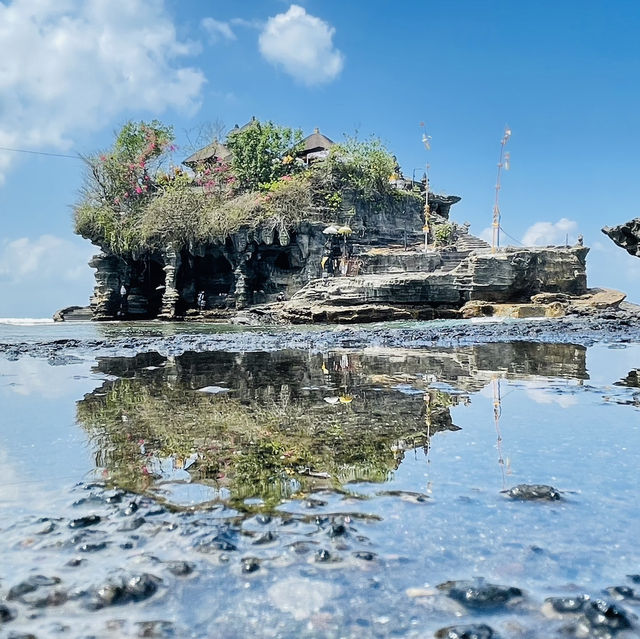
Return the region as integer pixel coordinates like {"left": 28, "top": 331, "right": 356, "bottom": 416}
{"left": 65, "top": 118, "right": 623, "bottom": 324}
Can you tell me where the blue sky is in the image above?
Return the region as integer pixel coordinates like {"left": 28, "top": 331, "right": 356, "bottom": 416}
{"left": 1, "top": 0, "right": 639, "bottom": 317}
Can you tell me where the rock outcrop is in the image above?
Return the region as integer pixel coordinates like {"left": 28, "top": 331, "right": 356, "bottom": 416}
{"left": 70, "top": 184, "right": 592, "bottom": 323}
{"left": 602, "top": 218, "right": 640, "bottom": 257}
{"left": 81, "top": 194, "right": 431, "bottom": 320}
{"left": 282, "top": 246, "right": 589, "bottom": 323}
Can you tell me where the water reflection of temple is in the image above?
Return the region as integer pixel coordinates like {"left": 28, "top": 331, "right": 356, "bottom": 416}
{"left": 77, "top": 342, "right": 587, "bottom": 502}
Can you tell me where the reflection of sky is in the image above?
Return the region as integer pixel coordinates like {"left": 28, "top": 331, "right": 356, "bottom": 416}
{"left": 440, "top": 346, "right": 640, "bottom": 493}
{"left": 381, "top": 346, "right": 640, "bottom": 595}
{"left": 586, "top": 344, "right": 640, "bottom": 386}
{"left": 0, "top": 358, "right": 100, "bottom": 511}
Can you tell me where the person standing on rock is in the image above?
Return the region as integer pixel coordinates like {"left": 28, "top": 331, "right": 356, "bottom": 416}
{"left": 197, "top": 290, "right": 206, "bottom": 311}
{"left": 119, "top": 284, "right": 128, "bottom": 318}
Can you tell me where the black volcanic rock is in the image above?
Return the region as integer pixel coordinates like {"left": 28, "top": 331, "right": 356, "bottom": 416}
{"left": 602, "top": 218, "right": 640, "bottom": 258}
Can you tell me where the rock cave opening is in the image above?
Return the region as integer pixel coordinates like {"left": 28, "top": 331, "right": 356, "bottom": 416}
{"left": 142, "top": 257, "right": 166, "bottom": 318}
{"left": 128, "top": 256, "right": 165, "bottom": 318}
{"left": 246, "top": 247, "right": 299, "bottom": 304}
{"left": 177, "top": 251, "right": 234, "bottom": 312}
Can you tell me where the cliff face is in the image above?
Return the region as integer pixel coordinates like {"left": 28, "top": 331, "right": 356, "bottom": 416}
{"left": 87, "top": 194, "right": 426, "bottom": 320}
{"left": 282, "top": 246, "right": 589, "bottom": 323}
{"left": 602, "top": 218, "right": 640, "bottom": 258}
{"left": 83, "top": 190, "right": 590, "bottom": 323}
{"left": 467, "top": 247, "right": 589, "bottom": 301}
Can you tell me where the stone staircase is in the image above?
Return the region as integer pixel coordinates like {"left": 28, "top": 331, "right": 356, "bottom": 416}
{"left": 439, "top": 250, "right": 472, "bottom": 273}
{"left": 456, "top": 234, "right": 492, "bottom": 253}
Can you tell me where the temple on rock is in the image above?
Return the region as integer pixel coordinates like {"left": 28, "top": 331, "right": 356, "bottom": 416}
{"left": 74, "top": 119, "right": 590, "bottom": 323}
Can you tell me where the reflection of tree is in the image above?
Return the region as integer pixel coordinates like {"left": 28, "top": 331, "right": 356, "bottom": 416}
{"left": 76, "top": 342, "right": 587, "bottom": 505}
{"left": 77, "top": 351, "right": 458, "bottom": 503}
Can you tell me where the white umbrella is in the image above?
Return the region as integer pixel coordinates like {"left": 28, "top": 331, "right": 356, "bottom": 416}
{"left": 323, "top": 225, "right": 339, "bottom": 235}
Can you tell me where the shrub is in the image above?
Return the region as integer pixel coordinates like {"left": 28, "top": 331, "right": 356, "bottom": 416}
{"left": 226, "top": 119, "right": 304, "bottom": 192}
{"left": 262, "top": 174, "right": 314, "bottom": 226}
{"left": 323, "top": 135, "right": 397, "bottom": 202}
{"left": 74, "top": 203, "right": 142, "bottom": 254}
{"left": 433, "top": 223, "right": 454, "bottom": 246}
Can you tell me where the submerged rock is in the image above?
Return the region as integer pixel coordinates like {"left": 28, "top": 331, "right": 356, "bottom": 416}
{"left": 0, "top": 603, "right": 15, "bottom": 623}
{"left": 267, "top": 577, "right": 336, "bottom": 621}
{"left": 582, "top": 598, "right": 633, "bottom": 633}
{"left": 68, "top": 515, "right": 101, "bottom": 528}
{"left": 504, "top": 484, "right": 561, "bottom": 501}
{"left": 435, "top": 624, "right": 499, "bottom": 639}
{"left": 164, "top": 561, "right": 194, "bottom": 577}
{"left": 605, "top": 586, "right": 639, "bottom": 601}
{"left": 240, "top": 557, "right": 261, "bottom": 573}
{"left": 544, "top": 594, "right": 590, "bottom": 615}
{"left": 7, "top": 575, "right": 61, "bottom": 600}
{"left": 437, "top": 580, "right": 523, "bottom": 609}
{"left": 134, "top": 620, "right": 176, "bottom": 638}
{"left": 88, "top": 573, "right": 161, "bottom": 609}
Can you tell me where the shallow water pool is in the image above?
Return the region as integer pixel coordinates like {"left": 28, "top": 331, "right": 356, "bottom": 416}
{"left": 0, "top": 340, "right": 639, "bottom": 637}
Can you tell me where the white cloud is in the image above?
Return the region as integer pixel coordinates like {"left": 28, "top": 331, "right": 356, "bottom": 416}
{"left": 525, "top": 387, "right": 578, "bottom": 408}
{"left": 0, "top": 235, "right": 95, "bottom": 284}
{"left": 0, "top": 0, "right": 206, "bottom": 183}
{"left": 230, "top": 17, "right": 263, "bottom": 30}
{"left": 259, "top": 4, "right": 344, "bottom": 85}
{"left": 522, "top": 218, "right": 578, "bottom": 246}
{"left": 202, "top": 17, "right": 236, "bottom": 43}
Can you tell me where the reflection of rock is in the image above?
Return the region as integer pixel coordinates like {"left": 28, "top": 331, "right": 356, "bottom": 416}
{"left": 77, "top": 342, "right": 588, "bottom": 502}
{"left": 615, "top": 370, "right": 639, "bottom": 388}
{"left": 78, "top": 349, "right": 462, "bottom": 499}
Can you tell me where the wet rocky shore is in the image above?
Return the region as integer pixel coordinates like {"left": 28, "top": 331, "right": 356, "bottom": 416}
{"left": 3, "top": 480, "right": 639, "bottom": 638}
{"left": 3, "top": 305, "right": 640, "bottom": 362}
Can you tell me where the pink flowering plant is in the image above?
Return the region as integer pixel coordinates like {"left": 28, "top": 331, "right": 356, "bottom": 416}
{"left": 75, "top": 120, "right": 174, "bottom": 252}
{"left": 90, "top": 120, "right": 174, "bottom": 214}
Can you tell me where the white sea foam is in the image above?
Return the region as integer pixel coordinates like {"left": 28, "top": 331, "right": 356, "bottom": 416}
{"left": 0, "top": 318, "right": 55, "bottom": 325}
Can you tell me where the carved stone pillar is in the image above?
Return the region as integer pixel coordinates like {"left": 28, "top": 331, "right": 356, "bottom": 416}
{"left": 159, "top": 244, "right": 181, "bottom": 319}
{"left": 89, "top": 252, "right": 126, "bottom": 320}
{"left": 234, "top": 263, "right": 249, "bottom": 309}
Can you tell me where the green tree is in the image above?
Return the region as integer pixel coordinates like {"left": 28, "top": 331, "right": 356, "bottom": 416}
{"left": 226, "top": 119, "right": 304, "bottom": 192}
{"left": 324, "top": 135, "right": 397, "bottom": 201}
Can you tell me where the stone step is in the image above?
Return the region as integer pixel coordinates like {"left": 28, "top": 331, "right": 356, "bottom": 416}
{"left": 456, "top": 235, "right": 491, "bottom": 252}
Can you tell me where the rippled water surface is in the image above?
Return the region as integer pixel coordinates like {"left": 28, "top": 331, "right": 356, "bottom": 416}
{"left": 1, "top": 335, "right": 639, "bottom": 638}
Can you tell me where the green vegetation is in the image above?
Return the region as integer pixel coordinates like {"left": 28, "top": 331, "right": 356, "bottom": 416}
{"left": 74, "top": 118, "right": 405, "bottom": 256}
{"left": 225, "top": 119, "right": 304, "bottom": 192}
{"left": 433, "top": 222, "right": 454, "bottom": 246}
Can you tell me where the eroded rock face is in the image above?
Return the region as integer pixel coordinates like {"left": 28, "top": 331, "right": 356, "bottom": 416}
{"left": 87, "top": 223, "right": 327, "bottom": 320}
{"left": 80, "top": 191, "right": 591, "bottom": 323}
{"left": 468, "top": 247, "right": 589, "bottom": 302}
{"left": 283, "top": 247, "right": 589, "bottom": 323}
{"left": 83, "top": 196, "right": 429, "bottom": 320}
{"left": 602, "top": 218, "right": 640, "bottom": 257}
